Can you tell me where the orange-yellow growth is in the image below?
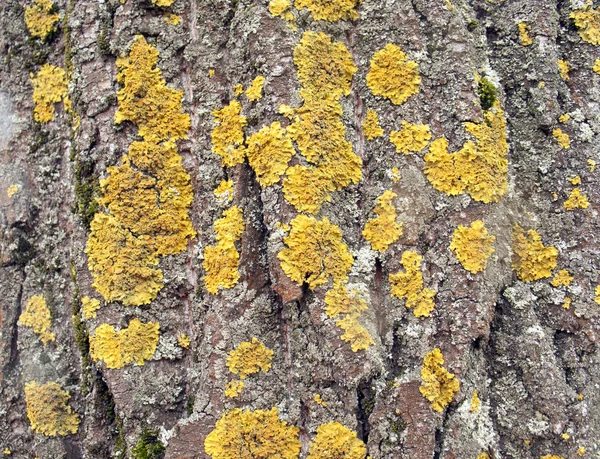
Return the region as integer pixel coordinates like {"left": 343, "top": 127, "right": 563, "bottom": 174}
{"left": 24, "top": 381, "right": 80, "bottom": 437}
{"left": 25, "top": 0, "right": 59, "bottom": 39}
{"left": 570, "top": 4, "right": 600, "bottom": 45}
{"left": 81, "top": 296, "right": 101, "bottom": 320}
{"left": 31, "top": 64, "right": 68, "bottom": 123}
{"left": 551, "top": 270, "right": 573, "bottom": 287}
{"left": 19, "top": 295, "right": 55, "bottom": 345}
{"left": 564, "top": 188, "right": 590, "bottom": 210}
{"left": 512, "top": 225, "right": 558, "bottom": 282}
{"left": 419, "top": 348, "right": 460, "bottom": 412}
{"left": 7, "top": 184, "right": 19, "bottom": 197}
{"left": 558, "top": 60, "right": 570, "bottom": 80}
{"left": 226, "top": 337, "right": 274, "bottom": 379}
{"left": 518, "top": 22, "right": 533, "bottom": 46}
{"left": 224, "top": 380, "right": 244, "bottom": 398}
{"left": 247, "top": 122, "right": 295, "bottom": 187}
{"left": 595, "top": 285, "right": 600, "bottom": 304}
{"left": 389, "top": 251, "right": 435, "bottom": 317}
{"left": 214, "top": 179, "right": 234, "bottom": 203}
{"left": 363, "top": 109, "right": 384, "bottom": 140}
{"left": 471, "top": 390, "right": 480, "bottom": 412}
{"left": 294, "top": 0, "right": 360, "bottom": 22}
{"left": 367, "top": 44, "right": 421, "bottom": 105}
{"left": 362, "top": 190, "right": 403, "bottom": 253}
{"left": 449, "top": 220, "right": 495, "bottom": 274}
{"left": 307, "top": 422, "right": 367, "bottom": 459}
{"left": 553, "top": 128, "right": 570, "bottom": 149}
{"left": 246, "top": 76, "right": 265, "bottom": 101}
{"left": 211, "top": 99, "right": 247, "bottom": 167}
{"left": 390, "top": 121, "right": 431, "bottom": 154}
{"left": 178, "top": 333, "right": 191, "bottom": 349}
{"left": 540, "top": 456, "right": 565, "bottom": 459}
{"left": 594, "top": 59, "right": 600, "bottom": 74}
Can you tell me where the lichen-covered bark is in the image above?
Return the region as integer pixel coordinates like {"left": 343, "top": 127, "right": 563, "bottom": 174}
{"left": 1, "top": 0, "right": 599, "bottom": 458}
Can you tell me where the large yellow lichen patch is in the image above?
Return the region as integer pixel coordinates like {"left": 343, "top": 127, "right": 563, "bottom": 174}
{"left": 226, "top": 337, "right": 274, "bottom": 379}
{"left": 362, "top": 190, "right": 403, "bottom": 253}
{"left": 449, "top": 220, "right": 495, "bottom": 274}
{"left": 24, "top": 381, "right": 80, "bottom": 437}
{"left": 19, "top": 294, "right": 55, "bottom": 345}
{"left": 31, "top": 64, "right": 68, "bottom": 123}
{"left": 550, "top": 269, "right": 573, "bottom": 287}
{"left": 363, "top": 109, "right": 384, "bottom": 140}
{"left": 211, "top": 100, "right": 248, "bottom": 167}
{"left": 295, "top": 0, "right": 360, "bottom": 21}
{"left": 419, "top": 348, "right": 460, "bottom": 412}
{"left": 204, "top": 408, "right": 301, "bottom": 459}
{"left": 247, "top": 122, "right": 295, "bottom": 187}
{"left": 564, "top": 188, "right": 589, "bottom": 210}
{"left": 278, "top": 215, "right": 353, "bottom": 290}
{"left": 307, "top": 422, "right": 367, "bottom": 459}
{"left": 390, "top": 121, "right": 431, "bottom": 154}
{"left": 367, "top": 44, "right": 421, "bottom": 105}
{"left": 25, "top": 0, "right": 59, "bottom": 39}
{"left": 571, "top": 4, "right": 600, "bottom": 45}
{"left": 389, "top": 251, "right": 435, "bottom": 317}
{"left": 81, "top": 296, "right": 101, "bottom": 320}
{"left": 511, "top": 225, "right": 558, "bottom": 282}
{"left": 246, "top": 76, "right": 265, "bottom": 101}
{"left": 89, "top": 318, "right": 160, "bottom": 369}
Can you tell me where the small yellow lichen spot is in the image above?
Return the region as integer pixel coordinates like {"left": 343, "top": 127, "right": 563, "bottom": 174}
{"left": 363, "top": 109, "right": 384, "bottom": 140}
{"left": 524, "top": 440, "right": 531, "bottom": 446}
{"left": 307, "top": 422, "right": 367, "bottom": 459}
{"left": 518, "top": 22, "right": 533, "bottom": 46}
{"left": 563, "top": 297, "right": 572, "bottom": 309}
{"left": 295, "top": 0, "right": 360, "bottom": 22}
{"left": 578, "top": 393, "right": 584, "bottom": 400}
{"left": 553, "top": 128, "right": 571, "bottom": 149}
{"left": 558, "top": 60, "right": 570, "bottom": 80}
{"left": 151, "top": 0, "right": 176, "bottom": 6}
{"left": 367, "top": 44, "right": 421, "bottom": 105}
{"left": 362, "top": 190, "right": 403, "bottom": 253}
{"left": 511, "top": 225, "right": 558, "bottom": 282}
{"left": 588, "top": 159, "right": 596, "bottom": 172}
{"left": 24, "top": 381, "right": 80, "bottom": 437}
{"left": 278, "top": 215, "right": 354, "bottom": 290}
{"left": 204, "top": 408, "right": 301, "bottom": 459}
{"left": 538, "top": 81, "right": 545, "bottom": 88}
{"left": 594, "top": 59, "right": 600, "bottom": 74}
{"left": 211, "top": 100, "right": 247, "bottom": 167}
{"left": 577, "top": 447, "right": 585, "bottom": 457}
{"left": 561, "top": 433, "right": 570, "bottom": 440}
{"left": 559, "top": 114, "right": 571, "bottom": 123}
{"left": 31, "top": 64, "right": 68, "bottom": 123}
{"left": 391, "top": 167, "right": 401, "bottom": 183}
{"left": 477, "top": 454, "right": 490, "bottom": 459}
{"left": 7, "top": 185, "right": 18, "bottom": 198}
{"left": 226, "top": 337, "right": 274, "bottom": 379}
{"left": 224, "top": 380, "right": 244, "bottom": 398}
{"left": 551, "top": 269, "right": 574, "bottom": 287}
{"left": 419, "top": 348, "right": 460, "bottom": 412}
{"left": 564, "top": 188, "right": 590, "bottom": 210}
{"left": 81, "top": 296, "right": 101, "bottom": 320}
{"left": 470, "top": 389, "right": 480, "bottom": 412}
{"left": 570, "top": 4, "right": 600, "bottom": 45}
{"left": 214, "top": 179, "right": 234, "bottom": 203}
{"left": 19, "top": 295, "right": 55, "bottom": 345}
{"left": 390, "top": 121, "right": 431, "bottom": 154}
{"left": 247, "top": 122, "right": 294, "bottom": 187}
{"left": 595, "top": 285, "right": 600, "bottom": 304}
{"left": 3, "top": 448, "right": 10, "bottom": 455}
{"left": 246, "top": 76, "right": 265, "bottom": 101}
{"left": 450, "top": 220, "right": 496, "bottom": 274}
{"left": 177, "top": 333, "right": 191, "bottom": 349}
{"left": 568, "top": 175, "right": 581, "bottom": 185}
{"left": 163, "top": 14, "right": 181, "bottom": 25}
{"left": 209, "top": 69, "right": 215, "bottom": 78}
{"left": 233, "top": 84, "right": 244, "bottom": 97}
{"left": 313, "top": 394, "right": 327, "bottom": 407}
{"left": 389, "top": 251, "right": 436, "bottom": 317}
{"left": 25, "top": 0, "right": 59, "bottom": 40}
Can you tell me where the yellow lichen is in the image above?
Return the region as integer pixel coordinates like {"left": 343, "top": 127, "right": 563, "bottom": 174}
{"left": 594, "top": 59, "right": 600, "bottom": 74}
{"left": 247, "top": 122, "right": 295, "bottom": 187}
{"left": 561, "top": 433, "right": 570, "bottom": 440}
{"left": 89, "top": 318, "right": 160, "bottom": 369}
{"left": 163, "top": 14, "right": 181, "bottom": 25}
{"left": 449, "top": 220, "right": 495, "bottom": 274}
{"left": 389, "top": 251, "right": 436, "bottom": 317}
{"left": 419, "top": 348, "right": 460, "bottom": 412}
{"left": 540, "top": 456, "right": 565, "bottom": 459}
{"left": 204, "top": 408, "right": 301, "bottom": 459}
{"left": 209, "top": 69, "right": 215, "bottom": 78}
{"left": 19, "top": 295, "right": 55, "bottom": 345}
{"left": 151, "top": 0, "right": 176, "bottom": 6}
{"left": 307, "top": 422, "right": 367, "bottom": 459}
{"left": 568, "top": 175, "right": 581, "bottom": 185}
{"left": 214, "top": 179, "right": 234, "bottom": 203}
{"left": 7, "top": 185, "right": 18, "bottom": 198}
{"left": 551, "top": 270, "right": 574, "bottom": 287}
{"left": 246, "top": 76, "right": 265, "bottom": 101}
{"left": 595, "top": 285, "right": 600, "bottom": 304}
{"left": 81, "top": 296, "right": 101, "bottom": 320}
{"left": 203, "top": 206, "right": 244, "bottom": 294}
{"left": 564, "top": 188, "right": 590, "bottom": 210}
{"left": 224, "top": 380, "right": 244, "bottom": 398}
{"left": 563, "top": 297, "right": 572, "bottom": 309}
{"left": 391, "top": 167, "right": 401, "bottom": 183}
{"left": 211, "top": 100, "right": 248, "bottom": 167}
{"left": 390, "top": 121, "right": 431, "bottom": 154}
{"left": 367, "top": 43, "right": 421, "bottom": 105}
{"left": 588, "top": 159, "right": 596, "bottom": 172}
{"left": 363, "top": 109, "right": 384, "bottom": 140}
{"left": 269, "top": 0, "right": 296, "bottom": 28}
{"left": 177, "top": 333, "right": 191, "bottom": 349}
{"left": 558, "top": 60, "right": 570, "bottom": 80}
{"left": 233, "top": 84, "right": 244, "bottom": 97}
{"left": 559, "top": 114, "right": 571, "bottom": 123}
{"left": 570, "top": 4, "right": 600, "bottom": 45}
{"left": 553, "top": 128, "right": 570, "bottom": 149}
{"left": 471, "top": 389, "right": 480, "bottom": 412}
{"left": 477, "top": 454, "right": 490, "bottom": 459}
{"left": 30, "top": 64, "right": 68, "bottom": 123}
{"left": 577, "top": 447, "right": 585, "bottom": 457}
{"left": 295, "top": 0, "right": 360, "bottom": 21}
{"left": 511, "top": 225, "right": 558, "bottom": 282}
{"left": 226, "top": 337, "right": 273, "bottom": 380}
{"left": 278, "top": 215, "right": 353, "bottom": 290}
{"left": 362, "top": 190, "right": 403, "bottom": 253}
{"left": 24, "top": 381, "right": 80, "bottom": 437}
{"left": 518, "top": 22, "right": 533, "bottom": 46}
{"left": 313, "top": 394, "right": 327, "bottom": 406}
{"left": 24, "top": 0, "right": 59, "bottom": 40}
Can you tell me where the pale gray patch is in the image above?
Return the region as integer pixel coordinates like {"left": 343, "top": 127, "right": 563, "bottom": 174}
{"left": 0, "top": 92, "right": 14, "bottom": 151}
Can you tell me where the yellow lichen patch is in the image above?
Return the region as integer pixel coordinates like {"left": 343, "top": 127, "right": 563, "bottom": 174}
{"left": 589, "top": 159, "right": 596, "bottom": 172}
{"left": 269, "top": 0, "right": 296, "bottom": 28}
{"left": 568, "top": 175, "right": 581, "bottom": 185}
{"left": 246, "top": 76, "right": 265, "bottom": 101}
{"left": 559, "top": 114, "right": 571, "bottom": 123}
{"left": 204, "top": 408, "right": 301, "bottom": 459}
{"left": 203, "top": 206, "right": 244, "bottom": 294}
{"left": 367, "top": 44, "right": 421, "bottom": 105}
{"left": 551, "top": 270, "right": 574, "bottom": 287}
{"left": 151, "top": 0, "right": 176, "bottom": 6}
{"left": 211, "top": 100, "right": 247, "bottom": 167}
{"left": 313, "top": 394, "right": 327, "bottom": 406}
{"left": 419, "top": 348, "right": 460, "bottom": 412}
{"left": 226, "top": 337, "right": 274, "bottom": 380}
{"left": 209, "top": 69, "right": 215, "bottom": 78}
{"left": 335, "top": 314, "right": 375, "bottom": 352}
{"left": 449, "top": 220, "right": 495, "bottom": 274}
{"left": 540, "top": 456, "right": 565, "bottom": 459}
{"left": 307, "top": 422, "right": 367, "bottom": 459}
{"left": 214, "top": 179, "right": 234, "bottom": 204}
{"left": 89, "top": 318, "right": 160, "bottom": 369}
{"left": 163, "top": 14, "right": 181, "bottom": 25}
{"left": 594, "top": 59, "right": 600, "bottom": 74}
{"left": 224, "top": 380, "right": 244, "bottom": 398}
{"left": 518, "top": 22, "right": 533, "bottom": 45}
{"left": 390, "top": 121, "right": 431, "bottom": 154}
{"left": 278, "top": 215, "right": 353, "bottom": 290}
{"left": 295, "top": 0, "right": 360, "bottom": 22}
{"left": 282, "top": 166, "right": 333, "bottom": 214}
{"left": 595, "top": 285, "right": 600, "bottom": 304}
{"left": 7, "top": 185, "right": 18, "bottom": 198}
{"left": 561, "top": 433, "right": 570, "bottom": 440}
{"left": 363, "top": 109, "right": 384, "bottom": 140}
{"left": 233, "top": 84, "right": 244, "bottom": 97}
{"left": 511, "top": 225, "right": 558, "bottom": 282}
{"left": 553, "top": 128, "right": 571, "bottom": 149}
{"left": 558, "top": 60, "right": 570, "bottom": 80}
{"left": 178, "top": 333, "right": 191, "bottom": 349}
{"left": 577, "top": 447, "right": 585, "bottom": 456}
{"left": 570, "top": 4, "right": 600, "bottom": 45}
{"left": 477, "top": 454, "right": 490, "bottom": 459}
{"left": 81, "top": 296, "right": 101, "bottom": 320}
{"left": 362, "top": 190, "right": 403, "bottom": 253}
{"left": 471, "top": 389, "right": 480, "bottom": 412}
{"left": 564, "top": 188, "right": 590, "bottom": 210}
{"left": 389, "top": 251, "right": 436, "bottom": 317}
{"left": 24, "top": 381, "right": 79, "bottom": 437}
{"left": 114, "top": 36, "right": 190, "bottom": 143}
{"left": 563, "top": 297, "right": 572, "bottom": 309}
{"left": 247, "top": 122, "right": 294, "bottom": 187}
{"left": 19, "top": 295, "right": 55, "bottom": 345}
{"left": 24, "top": 0, "right": 59, "bottom": 40}
{"left": 391, "top": 167, "right": 401, "bottom": 183}
{"left": 30, "top": 64, "right": 68, "bottom": 123}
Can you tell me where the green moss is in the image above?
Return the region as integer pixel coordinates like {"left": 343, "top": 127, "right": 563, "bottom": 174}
{"left": 132, "top": 428, "right": 166, "bottom": 459}
{"left": 72, "top": 159, "right": 100, "bottom": 229}
{"left": 390, "top": 418, "right": 405, "bottom": 435}
{"left": 467, "top": 20, "right": 479, "bottom": 32}
{"left": 186, "top": 395, "right": 195, "bottom": 415}
{"left": 477, "top": 77, "right": 497, "bottom": 111}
